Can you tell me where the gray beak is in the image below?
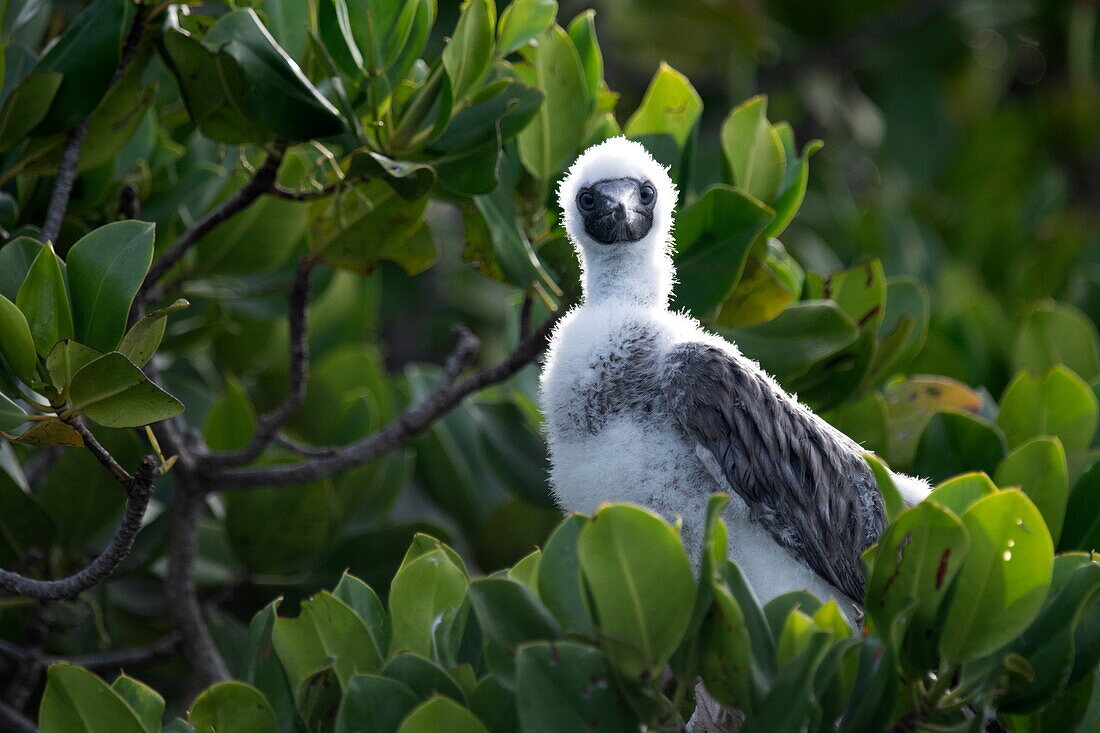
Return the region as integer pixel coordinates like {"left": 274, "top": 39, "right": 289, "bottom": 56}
{"left": 579, "top": 178, "right": 655, "bottom": 245}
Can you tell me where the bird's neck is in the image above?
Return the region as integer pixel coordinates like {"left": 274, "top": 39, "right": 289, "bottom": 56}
{"left": 580, "top": 243, "right": 673, "bottom": 309}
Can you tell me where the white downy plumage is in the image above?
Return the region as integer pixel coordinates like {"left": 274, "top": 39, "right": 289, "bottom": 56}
{"left": 540, "top": 137, "right": 929, "bottom": 609}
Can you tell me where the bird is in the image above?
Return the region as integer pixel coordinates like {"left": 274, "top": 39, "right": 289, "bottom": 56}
{"left": 539, "top": 137, "right": 930, "bottom": 607}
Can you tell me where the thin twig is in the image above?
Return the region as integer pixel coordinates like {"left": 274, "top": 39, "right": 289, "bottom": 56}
{"left": 0, "top": 634, "right": 181, "bottom": 673}
{"left": 139, "top": 144, "right": 287, "bottom": 301}
{"left": 0, "top": 457, "right": 158, "bottom": 600}
{"left": 165, "top": 480, "right": 230, "bottom": 686}
{"left": 273, "top": 432, "right": 339, "bottom": 458}
{"left": 204, "top": 257, "right": 315, "bottom": 468}
{"left": 0, "top": 702, "right": 34, "bottom": 733}
{"left": 206, "top": 315, "right": 557, "bottom": 490}
{"left": 69, "top": 421, "right": 132, "bottom": 487}
{"left": 519, "top": 292, "right": 533, "bottom": 340}
{"left": 39, "top": 5, "right": 148, "bottom": 244}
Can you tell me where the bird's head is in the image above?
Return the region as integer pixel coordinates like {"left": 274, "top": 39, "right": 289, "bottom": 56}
{"left": 558, "top": 137, "right": 676, "bottom": 255}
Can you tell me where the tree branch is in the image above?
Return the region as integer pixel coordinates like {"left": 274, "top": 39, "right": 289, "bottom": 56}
{"left": 0, "top": 634, "right": 181, "bottom": 674}
{"left": 165, "top": 480, "right": 230, "bottom": 687}
{"left": 204, "top": 257, "right": 315, "bottom": 468}
{"left": 205, "top": 315, "right": 557, "bottom": 489}
{"left": 0, "top": 457, "right": 157, "bottom": 600}
{"left": 39, "top": 5, "right": 148, "bottom": 244}
{"left": 139, "top": 144, "right": 287, "bottom": 301}
{"left": 0, "top": 702, "right": 34, "bottom": 733}
{"left": 69, "top": 420, "right": 132, "bottom": 487}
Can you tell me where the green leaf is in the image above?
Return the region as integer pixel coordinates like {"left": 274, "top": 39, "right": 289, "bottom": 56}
{"left": 625, "top": 61, "right": 703, "bottom": 169}
{"left": 469, "top": 676, "right": 519, "bottom": 733}
{"left": 515, "top": 641, "right": 636, "bottom": 733}
{"left": 764, "top": 136, "right": 822, "bottom": 238}
{"left": 713, "top": 240, "right": 804, "bottom": 329}
{"left": 670, "top": 184, "right": 775, "bottom": 319}
{"left": 863, "top": 453, "right": 906, "bottom": 523}
{"left": 508, "top": 549, "right": 542, "bottom": 592}
{"left": 468, "top": 577, "right": 561, "bottom": 684}
{"left": 884, "top": 375, "right": 985, "bottom": 468}
{"left": 913, "top": 411, "right": 1008, "bottom": 484}
{"left": 336, "top": 675, "right": 420, "bottom": 733}
{"left": 46, "top": 339, "right": 102, "bottom": 391}
{"left": 30, "top": 0, "right": 133, "bottom": 134}
{"left": 741, "top": 630, "right": 832, "bottom": 733}
{"left": 515, "top": 25, "right": 588, "bottom": 179}
{"left": 334, "top": 572, "right": 392, "bottom": 662}
{"left": 566, "top": 11, "right": 602, "bottom": 113}
{"left": 577, "top": 504, "right": 695, "bottom": 680}
{"left": 720, "top": 95, "right": 785, "bottom": 202}
{"left": 995, "top": 437, "right": 1069, "bottom": 543}
{"left": 111, "top": 676, "right": 164, "bottom": 733}
{"left": 380, "top": 653, "right": 465, "bottom": 704}
{"left": 469, "top": 181, "right": 557, "bottom": 289}
{"left": 308, "top": 180, "right": 429, "bottom": 275}
{"left": 188, "top": 682, "right": 278, "bottom": 732}
{"left": 66, "top": 221, "right": 154, "bottom": 353}
{"left": 498, "top": 0, "right": 557, "bottom": 55}
{"left": 243, "top": 600, "right": 299, "bottom": 730}
{"left": 940, "top": 490, "right": 1054, "bottom": 663}
{"left": 442, "top": 0, "right": 495, "bottom": 101}
{"left": 118, "top": 299, "right": 189, "bottom": 368}
{"left": 317, "top": 0, "right": 365, "bottom": 77}
{"left": 865, "top": 502, "right": 969, "bottom": 671}
{"left": 805, "top": 260, "right": 887, "bottom": 334}
{"left": 7, "top": 417, "right": 83, "bottom": 447}
{"left": 67, "top": 352, "right": 183, "bottom": 428}
{"left": 16, "top": 243, "right": 73, "bottom": 357}
{"left": 203, "top": 376, "right": 257, "bottom": 452}
{"left": 537, "top": 514, "right": 595, "bottom": 635}
{"left": 0, "top": 452, "right": 55, "bottom": 564}
{"left": 1061, "top": 461, "right": 1100, "bottom": 552}
{"left": 388, "top": 547, "right": 469, "bottom": 664}
{"left": 0, "top": 294, "right": 37, "bottom": 384}
{"left": 1014, "top": 302, "right": 1100, "bottom": 382}
{"left": 273, "top": 591, "right": 384, "bottom": 693}
{"left": 397, "top": 696, "right": 488, "bottom": 733}
{"left": 998, "top": 367, "right": 1099, "bottom": 453}
{"left": 346, "top": 150, "right": 437, "bottom": 201}
{"left": 39, "top": 663, "right": 145, "bottom": 733}
{"left": 724, "top": 301, "right": 859, "bottom": 383}
{"left": 927, "top": 472, "right": 998, "bottom": 517}
{"left": 0, "top": 71, "right": 62, "bottom": 151}
{"left": 700, "top": 584, "right": 756, "bottom": 714}
{"left": 871, "top": 277, "right": 929, "bottom": 381}
{"left": 0, "top": 236, "right": 43, "bottom": 301}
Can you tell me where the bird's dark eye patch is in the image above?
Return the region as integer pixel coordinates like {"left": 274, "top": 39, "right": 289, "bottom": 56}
{"left": 639, "top": 183, "right": 656, "bottom": 206}
{"left": 577, "top": 190, "right": 596, "bottom": 212}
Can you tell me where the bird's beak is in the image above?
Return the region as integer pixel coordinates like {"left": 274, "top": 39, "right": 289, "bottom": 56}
{"left": 582, "top": 178, "right": 654, "bottom": 245}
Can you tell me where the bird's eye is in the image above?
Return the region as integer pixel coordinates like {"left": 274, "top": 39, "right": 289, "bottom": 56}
{"left": 577, "top": 190, "right": 596, "bottom": 212}
{"left": 639, "top": 183, "right": 656, "bottom": 205}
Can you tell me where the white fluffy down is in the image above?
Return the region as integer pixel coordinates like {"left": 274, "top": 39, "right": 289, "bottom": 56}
{"left": 542, "top": 137, "right": 930, "bottom": 611}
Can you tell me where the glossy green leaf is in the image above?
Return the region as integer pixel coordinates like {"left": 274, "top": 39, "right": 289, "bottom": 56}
{"left": 805, "top": 260, "right": 886, "bottom": 334}
{"left": 998, "top": 367, "right": 1099, "bottom": 453}
{"left": 720, "top": 95, "right": 785, "bottom": 202}
{"left": 566, "top": 10, "right": 602, "bottom": 112}
{"left": 926, "top": 472, "right": 998, "bottom": 517}
{"left": 273, "top": 591, "right": 384, "bottom": 692}
{"left": 16, "top": 243, "right": 73, "bottom": 357}
{"left": 713, "top": 240, "right": 804, "bottom": 328}
{"left": 764, "top": 136, "right": 823, "bottom": 238}
{"left": 66, "top": 221, "right": 154, "bottom": 353}
{"left": 515, "top": 641, "right": 636, "bottom": 733}
{"left": 7, "top": 417, "right": 83, "bottom": 447}
{"left": 871, "top": 277, "right": 929, "bottom": 381}
{"left": 188, "top": 682, "right": 278, "bottom": 733}
{"left": 516, "top": 25, "right": 588, "bottom": 179}
{"left": 671, "top": 184, "right": 775, "bottom": 319}
{"left": 333, "top": 572, "right": 392, "bottom": 662}
{"left": 1014, "top": 302, "right": 1100, "bottom": 382}
{"left": 995, "top": 437, "right": 1069, "bottom": 542}
{"left": 940, "top": 491, "right": 1054, "bottom": 663}
{"left": 45, "top": 339, "right": 101, "bottom": 391}
{"left": 577, "top": 504, "right": 695, "bottom": 680}
{"left": 0, "top": 236, "right": 43, "bottom": 301}
{"left": 380, "top": 653, "right": 465, "bottom": 704}
{"left": 741, "top": 630, "right": 832, "bottom": 733}
{"left": 0, "top": 390, "right": 28, "bottom": 431}
{"left": 884, "top": 375, "right": 985, "bottom": 467}
{"left": 0, "top": 71, "right": 62, "bottom": 151}
{"left": 442, "top": 0, "right": 495, "bottom": 102}
{"left": 537, "top": 514, "right": 594, "bottom": 635}
{"left": 469, "top": 577, "right": 561, "bottom": 684}
{"left": 388, "top": 547, "right": 468, "bottom": 663}
{"left": 39, "top": 663, "right": 145, "bottom": 733}
{"left": 308, "top": 180, "right": 429, "bottom": 275}
{"left": 67, "top": 352, "right": 183, "bottom": 428}
{"left": 1061, "top": 461, "right": 1100, "bottom": 552}
{"left": 31, "top": 0, "right": 132, "bottom": 134}
{"left": 118, "top": 299, "right": 189, "bottom": 368}
{"left": 913, "top": 411, "right": 1008, "bottom": 484}
{"left": 625, "top": 61, "right": 703, "bottom": 173}
{"left": 700, "top": 583, "right": 756, "bottom": 714}
{"left": 397, "top": 696, "right": 488, "bottom": 733}
{"left": 111, "top": 676, "right": 164, "bottom": 733}
{"left": 0, "top": 294, "right": 37, "bottom": 384}
{"left": 346, "top": 150, "right": 437, "bottom": 201}
{"left": 498, "top": 0, "right": 557, "bottom": 54}
{"left": 725, "top": 301, "right": 859, "bottom": 383}
{"left": 336, "top": 675, "right": 420, "bottom": 733}
{"left": 243, "top": 600, "right": 299, "bottom": 730}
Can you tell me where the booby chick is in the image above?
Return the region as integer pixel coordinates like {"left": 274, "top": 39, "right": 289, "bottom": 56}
{"left": 540, "top": 137, "right": 929, "bottom": 606}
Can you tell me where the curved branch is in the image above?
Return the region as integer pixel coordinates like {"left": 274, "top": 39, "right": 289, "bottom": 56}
{"left": 206, "top": 315, "right": 556, "bottom": 490}
{"left": 0, "top": 634, "right": 180, "bottom": 673}
{"left": 0, "top": 457, "right": 158, "bottom": 600}
{"left": 204, "top": 257, "right": 314, "bottom": 469}
{"left": 69, "top": 420, "right": 132, "bottom": 486}
{"left": 139, "top": 144, "right": 287, "bottom": 300}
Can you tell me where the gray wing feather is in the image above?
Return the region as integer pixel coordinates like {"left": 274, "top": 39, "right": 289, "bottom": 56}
{"left": 662, "top": 342, "right": 884, "bottom": 599}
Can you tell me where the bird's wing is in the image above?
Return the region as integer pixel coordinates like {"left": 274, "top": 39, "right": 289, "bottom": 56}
{"left": 661, "top": 341, "right": 883, "bottom": 599}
